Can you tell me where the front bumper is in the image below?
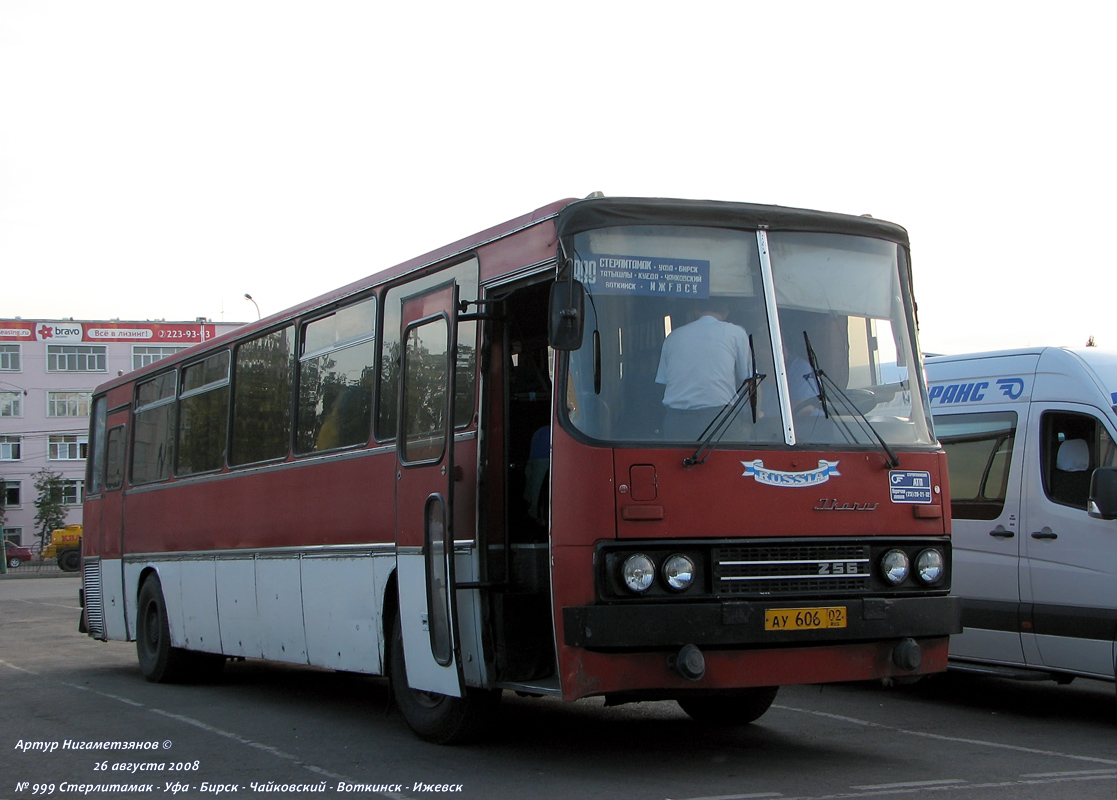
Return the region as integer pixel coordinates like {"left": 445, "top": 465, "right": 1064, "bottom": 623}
{"left": 564, "top": 595, "right": 962, "bottom": 650}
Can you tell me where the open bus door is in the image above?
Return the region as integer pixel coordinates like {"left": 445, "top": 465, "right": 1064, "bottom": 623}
{"left": 394, "top": 281, "right": 464, "bottom": 698}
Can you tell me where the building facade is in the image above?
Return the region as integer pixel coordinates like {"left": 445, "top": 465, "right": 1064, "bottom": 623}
{"left": 1, "top": 319, "right": 242, "bottom": 551}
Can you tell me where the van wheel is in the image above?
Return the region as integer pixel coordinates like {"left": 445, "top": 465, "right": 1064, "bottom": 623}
{"left": 677, "top": 687, "right": 779, "bottom": 725}
{"left": 389, "top": 611, "right": 500, "bottom": 744}
{"left": 136, "top": 575, "right": 192, "bottom": 683}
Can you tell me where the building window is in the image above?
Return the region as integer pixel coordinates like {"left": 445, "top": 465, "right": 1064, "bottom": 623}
{"left": 4, "top": 481, "right": 20, "bottom": 507}
{"left": 59, "top": 480, "right": 83, "bottom": 505}
{"left": 47, "top": 344, "right": 107, "bottom": 372}
{"left": 0, "top": 391, "right": 21, "bottom": 417}
{"left": 0, "top": 344, "right": 20, "bottom": 371}
{"left": 49, "top": 434, "right": 89, "bottom": 461}
{"left": 133, "top": 346, "right": 186, "bottom": 370}
{"left": 0, "top": 435, "right": 20, "bottom": 460}
{"left": 47, "top": 392, "right": 92, "bottom": 418}
{"left": 3, "top": 528, "right": 24, "bottom": 546}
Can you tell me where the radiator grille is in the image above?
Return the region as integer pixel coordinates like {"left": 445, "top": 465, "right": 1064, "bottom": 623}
{"left": 82, "top": 559, "right": 105, "bottom": 639}
{"left": 713, "top": 543, "right": 871, "bottom": 597}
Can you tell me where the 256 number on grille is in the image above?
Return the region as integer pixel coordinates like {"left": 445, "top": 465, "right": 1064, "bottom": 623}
{"left": 764, "top": 606, "right": 847, "bottom": 631}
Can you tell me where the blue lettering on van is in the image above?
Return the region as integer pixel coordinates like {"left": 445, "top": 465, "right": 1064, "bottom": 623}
{"left": 996, "top": 378, "right": 1025, "bottom": 400}
{"left": 928, "top": 381, "right": 988, "bottom": 405}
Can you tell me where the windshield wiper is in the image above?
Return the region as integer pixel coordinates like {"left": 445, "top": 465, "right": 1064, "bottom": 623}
{"left": 684, "top": 373, "right": 766, "bottom": 467}
{"left": 803, "top": 332, "right": 831, "bottom": 419}
{"left": 802, "top": 333, "right": 900, "bottom": 468}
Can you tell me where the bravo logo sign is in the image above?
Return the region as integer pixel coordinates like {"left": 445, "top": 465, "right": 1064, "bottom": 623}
{"left": 36, "top": 323, "right": 84, "bottom": 342}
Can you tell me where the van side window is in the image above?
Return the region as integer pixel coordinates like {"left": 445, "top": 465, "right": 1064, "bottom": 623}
{"left": 935, "top": 411, "right": 1017, "bottom": 521}
{"left": 1040, "top": 411, "right": 1117, "bottom": 509}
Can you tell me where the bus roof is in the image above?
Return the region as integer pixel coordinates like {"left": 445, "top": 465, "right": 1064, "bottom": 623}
{"left": 94, "top": 195, "right": 913, "bottom": 396}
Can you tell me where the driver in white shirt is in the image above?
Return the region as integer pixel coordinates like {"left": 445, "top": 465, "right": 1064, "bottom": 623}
{"left": 655, "top": 300, "right": 752, "bottom": 439}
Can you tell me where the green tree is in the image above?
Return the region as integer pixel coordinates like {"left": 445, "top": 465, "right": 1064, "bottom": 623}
{"left": 33, "top": 468, "right": 69, "bottom": 552}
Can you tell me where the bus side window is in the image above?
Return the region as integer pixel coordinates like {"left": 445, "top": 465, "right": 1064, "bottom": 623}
{"left": 296, "top": 297, "right": 376, "bottom": 454}
{"left": 132, "top": 372, "right": 177, "bottom": 485}
{"left": 105, "top": 427, "right": 126, "bottom": 491}
{"left": 230, "top": 326, "right": 295, "bottom": 466}
{"left": 87, "top": 396, "right": 107, "bottom": 494}
{"left": 177, "top": 351, "right": 231, "bottom": 475}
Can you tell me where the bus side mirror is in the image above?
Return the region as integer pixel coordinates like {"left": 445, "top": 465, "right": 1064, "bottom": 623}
{"left": 1087, "top": 466, "right": 1117, "bottom": 520}
{"left": 548, "top": 280, "right": 586, "bottom": 351}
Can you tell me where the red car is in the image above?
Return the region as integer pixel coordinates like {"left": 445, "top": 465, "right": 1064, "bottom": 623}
{"left": 4, "top": 541, "right": 33, "bottom": 568}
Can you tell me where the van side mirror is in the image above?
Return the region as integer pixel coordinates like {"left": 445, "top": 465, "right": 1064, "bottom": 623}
{"left": 1087, "top": 466, "right": 1117, "bottom": 520}
{"left": 548, "top": 280, "right": 586, "bottom": 351}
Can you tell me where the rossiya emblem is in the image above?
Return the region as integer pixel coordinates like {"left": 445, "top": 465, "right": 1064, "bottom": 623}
{"left": 741, "top": 460, "right": 840, "bottom": 487}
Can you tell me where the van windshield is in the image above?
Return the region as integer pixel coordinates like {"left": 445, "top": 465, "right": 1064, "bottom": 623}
{"left": 561, "top": 225, "right": 935, "bottom": 449}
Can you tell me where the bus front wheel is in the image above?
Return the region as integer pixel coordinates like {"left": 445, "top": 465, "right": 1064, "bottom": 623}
{"left": 677, "top": 687, "right": 779, "bottom": 725}
{"left": 389, "top": 612, "right": 500, "bottom": 744}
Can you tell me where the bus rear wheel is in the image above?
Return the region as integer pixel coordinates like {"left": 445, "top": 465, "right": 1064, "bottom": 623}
{"left": 136, "top": 575, "right": 194, "bottom": 683}
{"left": 677, "top": 687, "right": 779, "bottom": 725}
{"left": 389, "top": 612, "right": 500, "bottom": 744}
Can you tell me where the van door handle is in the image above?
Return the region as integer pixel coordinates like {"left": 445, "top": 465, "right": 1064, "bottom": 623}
{"left": 989, "top": 526, "right": 1015, "bottom": 539}
{"left": 1031, "top": 527, "right": 1058, "bottom": 540}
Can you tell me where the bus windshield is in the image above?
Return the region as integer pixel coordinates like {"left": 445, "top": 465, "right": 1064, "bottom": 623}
{"left": 563, "top": 225, "right": 935, "bottom": 449}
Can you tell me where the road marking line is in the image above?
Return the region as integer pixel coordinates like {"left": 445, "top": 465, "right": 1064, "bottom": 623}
{"left": 851, "top": 780, "right": 967, "bottom": 790}
{"left": 149, "top": 709, "right": 406, "bottom": 800}
{"left": 60, "top": 681, "right": 144, "bottom": 707}
{"left": 773, "top": 704, "right": 1117, "bottom": 767}
{"left": 667, "top": 794, "right": 783, "bottom": 800}
{"left": 0, "top": 658, "right": 38, "bottom": 674}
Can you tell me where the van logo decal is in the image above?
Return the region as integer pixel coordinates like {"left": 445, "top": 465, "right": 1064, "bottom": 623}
{"left": 742, "top": 460, "right": 840, "bottom": 487}
{"left": 929, "top": 377, "right": 1027, "bottom": 405}
{"left": 997, "top": 378, "right": 1025, "bottom": 400}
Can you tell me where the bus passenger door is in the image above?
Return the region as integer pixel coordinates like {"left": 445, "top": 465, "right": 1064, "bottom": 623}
{"left": 395, "top": 282, "right": 464, "bottom": 697}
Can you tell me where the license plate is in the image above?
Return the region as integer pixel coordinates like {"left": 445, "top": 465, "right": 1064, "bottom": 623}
{"left": 764, "top": 606, "right": 847, "bottom": 631}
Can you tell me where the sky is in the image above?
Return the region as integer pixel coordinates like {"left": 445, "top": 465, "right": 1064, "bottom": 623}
{"left": 2, "top": 1, "right": 1114, "bottom": 356}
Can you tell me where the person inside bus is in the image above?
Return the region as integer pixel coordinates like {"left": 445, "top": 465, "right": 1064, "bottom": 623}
{"left": 655, "top": 298, "right": 753, "bottom": 440}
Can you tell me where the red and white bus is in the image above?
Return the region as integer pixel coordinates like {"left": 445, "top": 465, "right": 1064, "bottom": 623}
{"left": 81, "top": 195, "right": 960, "bottom": 743}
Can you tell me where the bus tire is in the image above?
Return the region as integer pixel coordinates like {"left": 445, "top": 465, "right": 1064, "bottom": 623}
{"left": 58, "top": 549, "right": 81, "bottom": 572}
{"left": 677, "top": 686, "right": 779, "bottom": 725}
{"left": 136, "top": 575, "right": 192, "bottom": 683}
{"left": 389, "top": 611, "right": 500, "bottom": 744}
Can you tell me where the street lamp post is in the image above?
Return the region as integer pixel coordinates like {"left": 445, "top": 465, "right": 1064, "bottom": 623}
{"left": 244, "top": 294, "right": 261, "bottom": 320}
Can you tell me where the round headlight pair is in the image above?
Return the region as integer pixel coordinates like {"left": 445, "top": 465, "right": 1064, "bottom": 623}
{"left": 880, "top": 548, "right": 945, "bottom": 586}
{"left": 621, "top": 553, "right": 695, "bottom": 593}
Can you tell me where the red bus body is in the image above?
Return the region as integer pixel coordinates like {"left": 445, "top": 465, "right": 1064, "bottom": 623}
{"left": 81, "top": 196, "right": 960, "bottom": 741}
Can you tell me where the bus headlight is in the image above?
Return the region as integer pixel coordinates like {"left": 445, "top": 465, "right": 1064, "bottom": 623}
{"left": 880, "top": 549, "right": 910, "bottom": 586}
{"left": 662, "top": 554, "right": 695, "bottom": 592}
{"left": 915, "top": 548, "right": 944, "bottom": 585}
{"left": 621, "top": 554, "right": 656, "bottom": 593}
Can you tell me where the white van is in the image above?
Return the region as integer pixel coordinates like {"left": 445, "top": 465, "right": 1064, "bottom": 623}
{"left": 926, "top": 347, "right": 1117, "bottom": 688}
